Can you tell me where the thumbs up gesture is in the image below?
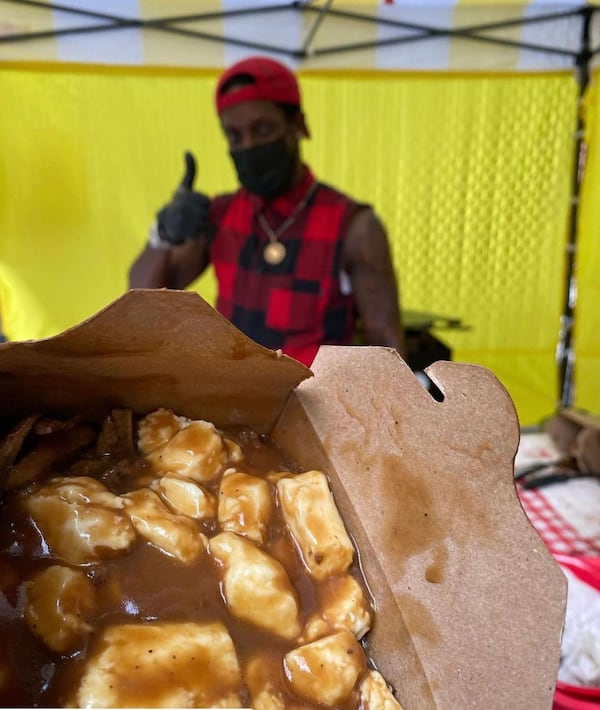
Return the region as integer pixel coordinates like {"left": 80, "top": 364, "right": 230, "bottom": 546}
{"left": 156, "top": 152, "right": 211, "bottom": 246}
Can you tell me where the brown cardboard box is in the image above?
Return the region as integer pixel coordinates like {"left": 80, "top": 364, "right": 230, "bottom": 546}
{"left": 559, "top": 408, "right": 600, "bottom": 432}
{"left": 544, "top": 408, "right": 600, "bottom": 474}
{"left": 0, "top": 289, "right": 566, "bottom": 709}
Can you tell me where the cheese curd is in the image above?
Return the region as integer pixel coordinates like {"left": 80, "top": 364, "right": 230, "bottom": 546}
{"left": 208, "top": 531, "right": 301, "bottom": 640}
{"left": 218, "top": 469, "right": 272, "bottom": 544}
{"left": 245, "top": 653, "right": 286, "bottom": 710}
{"left": 319, "top": 573, "right": 372, "bottom": 640}
{"left": 359, "top": 670, "right": 405, "bottom": 709}
{"left": 124, "top": 488, "right": 207, "bottom": 564}
{"left": 277, "top": 470, "right": 355, "bottom": 580}
{"left": 24, "top": 565, "right": 96, "bottom": 653}
{"left": 147, "top": 420, "right": 231, "bottom": 482}
{"left": 153, "top": 473, "right": 217, "bottom": 520}
{"left": 300, "top": 574, "right": 372, "bottom": 644}
{"left": 69, "top": 621, "right": 243, "bottom": 708}
{"left": 245, "top": 653, "right": 304, "bottom": 710}
{"left": 137, "top": 408, "right": 190, "bottom": 455}
{"left": 24, "top": 477, "right": 135, "bottom": 565}
{"left": 284, "top": 630, "right": 365, "bottom": 705}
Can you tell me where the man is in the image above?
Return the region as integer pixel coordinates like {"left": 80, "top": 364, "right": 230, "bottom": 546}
{"left": 129, "top": 55, "right": 406, "bottom": 367}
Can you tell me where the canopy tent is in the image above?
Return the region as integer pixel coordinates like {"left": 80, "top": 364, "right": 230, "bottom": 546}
{"left": 0, "top": 0, "right": 599, "bottom": 426}
{"left": 2, "top": 0, "right": 599, "bottom": 71}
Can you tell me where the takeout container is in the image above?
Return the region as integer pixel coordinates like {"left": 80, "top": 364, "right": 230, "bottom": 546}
{"left": 0, "top": 289, "right": 567, "bottom": 709}
{"left": 544, "top": 409, "right": 600, "bottom": 474}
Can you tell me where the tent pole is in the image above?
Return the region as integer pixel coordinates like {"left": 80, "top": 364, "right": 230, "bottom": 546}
{"left": 557, "top": 5, "right": 594, "bottom": 409}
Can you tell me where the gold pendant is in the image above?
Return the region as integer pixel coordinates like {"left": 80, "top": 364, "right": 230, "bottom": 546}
{"left": 263, "top": 241, "right": 286, "bottom": 265}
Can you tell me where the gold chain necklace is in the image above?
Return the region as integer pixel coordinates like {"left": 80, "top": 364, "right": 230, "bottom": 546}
{"left": 257, "top": 181, "right": 319, "bottom": 265}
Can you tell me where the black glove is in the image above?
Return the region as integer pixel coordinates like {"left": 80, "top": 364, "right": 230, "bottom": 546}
{"left": 156, "top": 152, "right": 211, "bottom": 246}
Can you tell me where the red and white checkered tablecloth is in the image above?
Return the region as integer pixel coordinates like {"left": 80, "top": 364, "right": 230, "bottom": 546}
{"left": 518, "top": 478, "right": 600, "bottom": 557}
{"left": 516, "top": 434, "right": 600, "bottom": 708}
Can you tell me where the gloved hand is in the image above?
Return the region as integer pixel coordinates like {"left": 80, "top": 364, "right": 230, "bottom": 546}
{"left": 155, "top": 152, "right": 211, "bottom": 246}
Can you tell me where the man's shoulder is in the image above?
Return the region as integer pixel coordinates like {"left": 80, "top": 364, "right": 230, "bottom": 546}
{"left": 314, "top": 179, "right": 369, "bottom": 211}
{"left": 210, "top": 188, "right": 248, "bottom": 221}
{"left": 212, "top": 189, "right": 243, "bottom": 208}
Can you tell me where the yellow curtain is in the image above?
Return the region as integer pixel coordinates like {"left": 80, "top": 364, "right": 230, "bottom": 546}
{"left": 576, "top": 68, "right": 600, "bottom": 414}
{"left": 0, "top": 62, "right": 591, "bottom": 426}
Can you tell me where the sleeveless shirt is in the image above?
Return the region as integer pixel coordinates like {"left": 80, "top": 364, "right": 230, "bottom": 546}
{"left": 208, "top": 168, "right": 362, "bottom": 366}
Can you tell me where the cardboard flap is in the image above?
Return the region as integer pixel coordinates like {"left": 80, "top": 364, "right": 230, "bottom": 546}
{"left": 0, "top": 289, "right": 311, "bottom": 431}
{"left": 293, "top": 345, "right": 566, "bottom": 710}
{"left": 559, "top": 407, "right": 600, "bottom": 432}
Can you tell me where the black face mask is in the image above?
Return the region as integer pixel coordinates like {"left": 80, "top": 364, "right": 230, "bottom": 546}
{"left": 230, "top": 138, "right": 297, "bottom": 199}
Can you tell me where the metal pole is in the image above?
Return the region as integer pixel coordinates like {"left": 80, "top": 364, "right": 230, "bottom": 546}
{"left": 557, "top": 5, "right": 594, "bottom": 409}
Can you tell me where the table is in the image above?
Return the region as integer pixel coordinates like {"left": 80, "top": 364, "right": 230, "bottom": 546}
{"left": 515, "top": 431, "right": 600, "bottom": 556}
{"left": 516, "top": 432, "right": 600, "bottom": 709}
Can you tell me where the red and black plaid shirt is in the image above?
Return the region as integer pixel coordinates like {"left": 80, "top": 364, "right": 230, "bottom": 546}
{"left": 208, "top": 168, "right": 362, "bottom": 366}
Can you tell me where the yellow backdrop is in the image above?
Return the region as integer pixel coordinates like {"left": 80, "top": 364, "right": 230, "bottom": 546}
{"left": 577, "top": 73, "right": 600, "bottom": 416}
{"left": 0, "top": 62, "right": 597, "bottom": 426}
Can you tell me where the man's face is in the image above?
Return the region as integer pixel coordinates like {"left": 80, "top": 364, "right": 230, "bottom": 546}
{"left": 219, "top": 98, "right": 303, "bottom": 197}
{"left": 219, "top": 99, "right": 297, "bottom": 152}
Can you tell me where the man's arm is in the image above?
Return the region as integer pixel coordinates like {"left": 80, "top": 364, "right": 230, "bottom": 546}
{"left": 342, "top": 207, "right": 407, "bottom": 360}
{"left": 129, "top": 151, "right": 213, "bottom": 290}
{"left": 129, "top": 237, "right": 210, "bottom": 290}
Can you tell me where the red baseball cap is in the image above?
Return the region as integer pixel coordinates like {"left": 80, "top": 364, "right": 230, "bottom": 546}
{"left": 215, "top": 56, "right": 302, "bottom": 114}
